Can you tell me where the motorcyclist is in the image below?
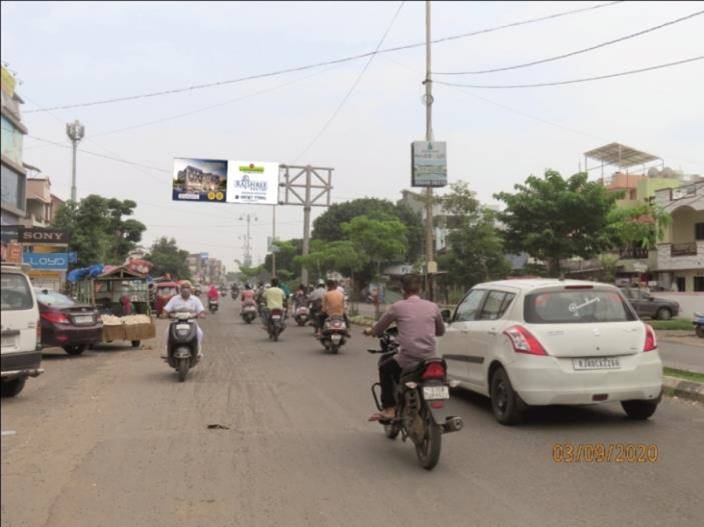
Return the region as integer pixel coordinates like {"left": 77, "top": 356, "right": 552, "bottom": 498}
{"left": 316, "top": 279, "right": 351, "bottom": 338}
{"left": 163, "top": 280, "right": 206, "bottom": 357}
{"left": 364, "top": 274, "right": 445, "bottom": 422}
{"left": 293, "top": 283, "right": 308, "bottom": 309}
{"left": 262, "top": 278, "right": 286, "bottom": 329}
{"left": 308, "top": 280, "right": 326, "bottom": 332}
{"left": 241, "top": 283, "right": 255, "bottom": 305}
{"left": 207, "top": 284, "right": 219, "bottom": 303}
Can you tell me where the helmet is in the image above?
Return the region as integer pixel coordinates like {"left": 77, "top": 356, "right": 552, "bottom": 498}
{"left": 264, "top": 283, "right": 271, "bottom": 288}
{"left": 317, "top": 279, "right": 325, "bottom": 287}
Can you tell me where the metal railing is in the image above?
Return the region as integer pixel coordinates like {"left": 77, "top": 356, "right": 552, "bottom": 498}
{"left": 670, "top": 242, "right": 698, "bottom": 257}
{"left": 619, "top": 247, "right": 650, "bottom": 259}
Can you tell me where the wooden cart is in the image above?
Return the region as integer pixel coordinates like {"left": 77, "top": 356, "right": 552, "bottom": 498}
{"left": 100, "top": 314, "right": 156, "bottom": 348}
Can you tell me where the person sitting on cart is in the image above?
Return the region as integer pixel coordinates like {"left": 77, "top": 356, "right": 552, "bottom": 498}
{"left": 163, "top": 281, "right": 206, "bottom": 357}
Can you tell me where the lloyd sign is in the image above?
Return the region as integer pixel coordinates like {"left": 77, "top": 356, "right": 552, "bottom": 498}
{"left": 23, "top": 252, "right": 69, "bottom": 271}
{"left": 18, "top": 227, "right": 69, "bottom": 245}
{"left": 411, "top": 141, "right": 447, "bottom": 187}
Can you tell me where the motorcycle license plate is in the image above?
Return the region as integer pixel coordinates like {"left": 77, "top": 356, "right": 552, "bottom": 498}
{"left": 271, "top": 315, "right": 281, "bottom": 320}
{"left": 422, "top": 386, "right": 449, "bottom": 400}
{"left": 331, "top": 334, "right": 342, "bottom": 343}
{"left": 176, "top": 324, "right": 190, "bottom": 330}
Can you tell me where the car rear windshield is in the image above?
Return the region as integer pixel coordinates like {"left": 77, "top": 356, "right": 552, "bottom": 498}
{"left": 525, "top": 290, "right": 637, "bottom": 324}
{"left": 36, "top": 291, "right": 76, "bottom": 308}
{"left": 1, "top": 273, "right": 34, "bottom": 311}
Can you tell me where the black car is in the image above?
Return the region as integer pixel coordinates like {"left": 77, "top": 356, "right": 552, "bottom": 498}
{"left": 619, "top": 287, "right": 680, "bottom": 320}
{"left": 35, "top": 289, "right": 103, "bottom": 355}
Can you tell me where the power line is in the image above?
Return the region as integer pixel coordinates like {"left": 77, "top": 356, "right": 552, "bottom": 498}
{"left": 435, "top": 56, "right": 704, "bottom": 89}
{"left": 293, "top": 1, "right": 406, "bottom": 162}
{"left": 435, "top": 9, "right": 704, "bottom": 75}
{"left": 23, "top": 1, "right": 622, "bottom": 114}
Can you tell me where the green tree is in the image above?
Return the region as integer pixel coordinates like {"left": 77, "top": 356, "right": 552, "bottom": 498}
{"left": 437, "top": 181, "right": 511, "bottom": 291}
{"left": 606, "top": 202, "right": 671, "bottom": 253}
{"left": 312, "top": 198, "right": 422, "bottom": 263}
{"left": 264, "top": 239, "right": 303, "bottom": 280}
{"left": 494, "top": 170, "right": 616, "bottom": 276}
{"left": 52, "top": 195, "right": 146, "bottom": 267}
{"left": 340, "top": 215, "right": 408, "bottom": 278}
{"left": 236, "top": 262, "right": 266, "bottom": 283}
{"left": 145, "top": 237, "right": 191, "bottom": 280}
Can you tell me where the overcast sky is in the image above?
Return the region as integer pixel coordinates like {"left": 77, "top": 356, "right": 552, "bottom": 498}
{"left": 2, "top": 1, "right": 702, "bottom": 269}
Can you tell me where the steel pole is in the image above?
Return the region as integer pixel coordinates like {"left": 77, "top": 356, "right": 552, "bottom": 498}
{"left": 272, "top": 205, "right": 277, "bottom": 277}
{"left": 301, "top": 167, "right": 312, "bottom": 285}
{"left": 424, "top": 0, "right": 435, "bottom": 301}
{"left": 71, "top": 139, "right": 78, "bottom": 202}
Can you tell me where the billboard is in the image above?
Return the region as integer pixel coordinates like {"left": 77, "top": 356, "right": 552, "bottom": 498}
{"left": 172, "top": 159, "right": 279, "bottom": 205}
{"left": 411, "top": 141, "right": 447, "bottom": 187}
{"left": 18, "top": 226, "right": 69, "bottom": 245}
{"left": 172, "top": 158, "right": 228, "bottom": 203}
{"left": 23, "top": 251, "right": 69, "bottom": 271}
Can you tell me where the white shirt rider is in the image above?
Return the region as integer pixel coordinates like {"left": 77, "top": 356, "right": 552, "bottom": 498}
{"left": 163, "top": 285, "right": 205, "bottom": 353}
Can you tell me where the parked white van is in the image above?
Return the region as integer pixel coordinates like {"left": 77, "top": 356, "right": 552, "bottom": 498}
{"left": 1, "top": 264, "right": 43, "bottom": 397}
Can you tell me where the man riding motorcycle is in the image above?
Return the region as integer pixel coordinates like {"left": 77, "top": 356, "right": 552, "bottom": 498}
{"left": 364, "top": 274, "right": 445, "bottom": 422}
{"left": 316, "top": 279, "right": 350, "bottom": 338}
{"left": 308, "top": 280, "right": 326, "bottom": 332}
{"left": 163, "top": 281, "right": 206, "bottom": 357}
{"left": 262, "top": 278, "right": 286, "bottom": 329}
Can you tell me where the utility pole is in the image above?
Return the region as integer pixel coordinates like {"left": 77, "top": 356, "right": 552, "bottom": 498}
{"left": 66, "top": 119, "right": 85, "bottom": 203}
{"left": 424, "top": 0, "right": 435, "bottom": 301}
{"left": 279, "top": 164, "right": 333, "bottom": 285}
{"left": 271, "top": 204, "right": 277, "bottom": 277}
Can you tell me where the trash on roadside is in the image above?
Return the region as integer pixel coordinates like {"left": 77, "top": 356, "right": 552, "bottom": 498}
{"left": 206, "top": 424, "right": 230, "bottom": 430}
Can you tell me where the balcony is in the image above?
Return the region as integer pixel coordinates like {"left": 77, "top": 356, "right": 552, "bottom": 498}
{"left": 619, "top": 247, "right": 650, "bottom": 259}
{"left": 670, "top": 242, "right": 698, "bottom": 257}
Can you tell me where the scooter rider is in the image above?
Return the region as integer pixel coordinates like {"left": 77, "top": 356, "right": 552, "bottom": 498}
{"left": 262, "top": 278, "right": 286, "bottom": 329}
{"left": 364, "top": 274, "right": 445, "bottom": 422}
{"left": 308, "top": 280, "right": 326, "bottom": 330}
{"left": 207, "top": 284, "right": 219, "bottom": 303}
{"left": 317, "top": 279, "right": 351, "bottom": 338}
{"left": 163, "top": 280, "right": 206, "bottom": 357}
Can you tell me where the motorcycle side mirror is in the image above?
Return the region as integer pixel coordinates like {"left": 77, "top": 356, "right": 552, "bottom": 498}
{"left": 441, "top": 309, "right": 452, "bottom": 323}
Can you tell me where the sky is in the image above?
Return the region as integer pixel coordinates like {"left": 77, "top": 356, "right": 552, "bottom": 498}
{"left": 2, "top": 0, "right": 703, "bottom": 270}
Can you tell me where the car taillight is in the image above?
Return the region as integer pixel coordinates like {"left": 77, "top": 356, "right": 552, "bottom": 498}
{"left": 504, "top": 325, "right": 548, "bottom": 356}
{"left": 422, "top": 362, "right": 446, "bottom": 380}
{"left": 643, "top": 324, "right": 657, "bottom": 352}
{"left": 41, "top": 311, "right": 70, "bottom": 324}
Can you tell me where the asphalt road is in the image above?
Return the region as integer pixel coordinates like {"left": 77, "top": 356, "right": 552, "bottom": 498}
{"left": 2, "top": 299, "right": 703, "bottom": 527}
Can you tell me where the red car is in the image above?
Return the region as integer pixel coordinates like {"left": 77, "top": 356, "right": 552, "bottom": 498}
{"left": 35, "top": 289, "right": 103, "bottom": 355}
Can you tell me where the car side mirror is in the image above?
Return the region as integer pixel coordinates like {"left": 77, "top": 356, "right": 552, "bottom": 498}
{"left": 441, "top": 309, "right": 452, "bottom": 323}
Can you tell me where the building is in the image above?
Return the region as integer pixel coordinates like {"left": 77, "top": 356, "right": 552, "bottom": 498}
{"left": 50, "top": 194, "right": 65, "bottom": 223}
{"left": 653, "top": 181, "right": 704, "bottom": 292}
{"left": 1, "top": 66, "right": 27, "bottom": 226}
{"left": 398, "top": 189, "right": 449, "bottom": 252}
{"left": 23, "top": 166, "right": 54, "bottom": 227}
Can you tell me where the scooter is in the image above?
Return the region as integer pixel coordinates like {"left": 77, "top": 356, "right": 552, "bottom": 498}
{"left": 267, "top": 308, "right": 286, "bottom": 341}
{"left": 294, "top": 305, "right": 311, "bottom": 327}
{"left": 368, "top": 327, "right": 463, "bottom": 470}
{"left": 319, "top": 315, "right": 348, "bottom": 354}
{"left": 694, "top": 312, "right": 704, "bottom": 338}
{"left": 241, "top": 301, "right": 257, "bottom": 324}
{"left": 208, "top": 298, "right": 219, "bottom": 314}
{"left": 163, "top": 312, "right": 201, "bottom": 382}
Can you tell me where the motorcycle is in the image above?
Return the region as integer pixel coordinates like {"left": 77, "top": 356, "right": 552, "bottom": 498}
{"left": 164, "top": 312, "right": 201, "bottom": 382}
{"left": 294, "top": 305, "right": 311, "bottom": 327}
{"left": 267, "top": 308, "right": 286, "bottom": 341}
{"left": 319, "top": 315, "right": 348, "bottom": 354}
{"left": 309, "top": 301, "right": 322, "bottom": 331}
{"left": 231, "top": 290, "right": 238, "bottom": 300}
{"left": 240, "top": 301, "right": 257, "bottom": 324}
{"left": 694, "top": 312, "right": 704, "bottom": 338}
{"left": 368, "top": 327, "right": 463, "bottom": 470}
{"left": 208, "top": 298, "right": 219, "bottom": 314}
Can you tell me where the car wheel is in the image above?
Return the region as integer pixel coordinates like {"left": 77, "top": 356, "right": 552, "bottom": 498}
{"left": 1, "top": 378, "right": 26, "bottom": 398}
{"left": 490, "top": 367, "right": 525, "bottom": 426}
{"left": 63, "top": 344, "right": 87, "bottom": 355}
{"left": 696, "top": 326, "right": 704, "bottom": 338}
{"left": 656, "top": 308, "right": 672, "bottom": 321}
{"left": 621, "top": 400, "right": 658, "bottom": 420}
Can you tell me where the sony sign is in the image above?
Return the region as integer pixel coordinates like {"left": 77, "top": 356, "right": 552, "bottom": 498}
{"left": 18, "top": 227, "right": 69, "bottom": 245}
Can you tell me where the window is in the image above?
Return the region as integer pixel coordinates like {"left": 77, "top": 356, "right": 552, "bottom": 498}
{"left": 35, "top": 290, "right": 75, "bottom": 308}
{"left": 1, "top": 273, "right": 33, "bottom": 311}
{"left": 524, "top": 290, "right": 636, "bottom": 324}
{"left": 694, "top": 276, "right": 704, "bottom": 292}
{"left": 479, "top": 291, "right": 515, "bottom": 320}
{"left": 454, "top": 290, "right": 486, "bottom": 322}
{"left": 696, "top": 222, "right": 704, "bottom": 241}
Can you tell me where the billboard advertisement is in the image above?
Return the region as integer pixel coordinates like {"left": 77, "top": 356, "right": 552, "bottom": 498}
{"left": 411, "top": 141, "right": 447, "bottom": 187}
{"left": 172, "top": 159, "right": 279, "bottom": 205}
{"left": 23, "top": 251, "right": 69, "bottom": 271}
{"left": 172, "top": 158, "right": 228, "bottom": 203}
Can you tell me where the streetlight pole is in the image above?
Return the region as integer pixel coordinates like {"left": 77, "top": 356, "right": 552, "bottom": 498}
{"left": 424, "top": 0, "right": 435, "bottom": 301}
{"left": 272, "top": 204, "right": 277, "bottom": 277}
{"left": 65, "top": 120, "right": 85, "bottom": 203}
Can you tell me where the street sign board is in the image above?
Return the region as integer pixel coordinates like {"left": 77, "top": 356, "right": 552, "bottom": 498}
{"left": 18, "top": 226, "right": 69, "bottom": 245}
{"left": 23, "top": 251, "right": 69, "bottom": 270}
{"left": 412, "top": 141, "right": 447, "bottom": 187}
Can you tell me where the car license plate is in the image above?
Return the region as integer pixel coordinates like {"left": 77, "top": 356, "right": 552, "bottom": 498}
{"left": 74, "top": 315, "right": 93, "bottom": 324}
{"left": 422, "top": 385, "right": 449, "bottom": 400}
{"left": 573, "top": 357, "right": 621, "bottom": 370}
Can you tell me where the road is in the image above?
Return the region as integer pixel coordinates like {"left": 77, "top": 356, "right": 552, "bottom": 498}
{"left": 2, "top": 298, "right": 703, "bottom": 527}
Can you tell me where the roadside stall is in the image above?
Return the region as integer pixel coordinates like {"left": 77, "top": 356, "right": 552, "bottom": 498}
{"left": 70, "top": 265, "right": 156, "bottom": 348}
{"left": 153, "top": 281, "right": 180, "bottom": 316}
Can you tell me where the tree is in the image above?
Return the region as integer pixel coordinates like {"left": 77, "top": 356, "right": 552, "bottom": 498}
{"left": 236, "top": 262, "right": 266, "bottom": 283}
{"left": 312, "top": 198, "right": 423, "bottom": 263}
{"left": 494, "top": 170, "right": 616, "bottom": 276}
{"left": 606, "top": 202, "right": 671, "bottom": 253}
{"left": 437, "top": 181, "right": 511, "bottom": 291}
{"left": 52, "top": 195, "right": 146, "bottom": 267}
{"left": 264, "top": 239, "right": 303, "bottom": 281}
{"left": 340, "top": 215, "right": 408, "bottom": 278}
{"left": 145, "top": 237, "right": 191, "bottom": 280}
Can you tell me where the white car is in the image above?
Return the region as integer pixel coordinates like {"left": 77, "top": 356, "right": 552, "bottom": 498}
{"left": 439, "top": 279, "right": 662, "bottom": 425}
{"left": 1, "top": 265, "right": 43, "bottom": 397}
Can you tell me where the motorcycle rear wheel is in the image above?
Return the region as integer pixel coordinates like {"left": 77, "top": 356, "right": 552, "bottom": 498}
{"left": 415, "top": 410, "right": 442, "bottom": 470}
{"left": 384, "top": 422, "right": 400, "bottom": 440}
{"left": 177, "top": 358, "right": 189, "bottom": 382}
